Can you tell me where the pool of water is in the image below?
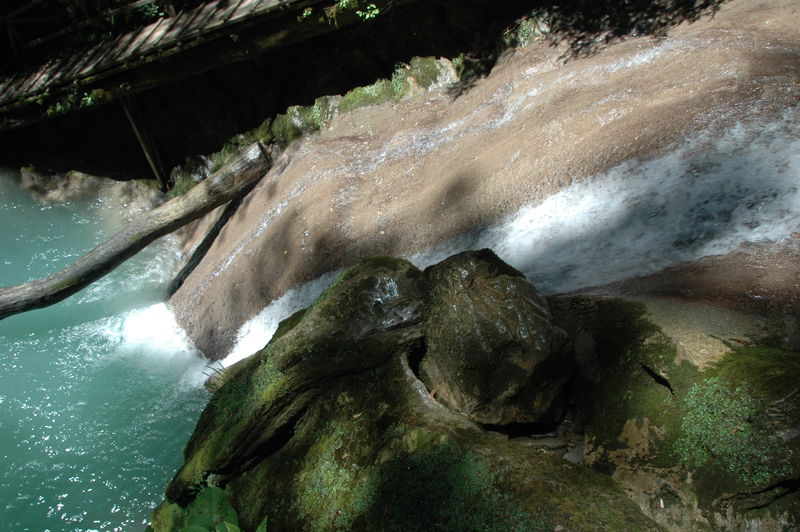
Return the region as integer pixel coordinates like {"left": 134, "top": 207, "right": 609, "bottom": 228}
{"left": 0, "top": 171, "right": 208, "bottom": 531}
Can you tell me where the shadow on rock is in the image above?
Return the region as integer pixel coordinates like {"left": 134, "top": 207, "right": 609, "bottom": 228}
{"left": 151, "top": 250, "right": 657, "bottom": 531}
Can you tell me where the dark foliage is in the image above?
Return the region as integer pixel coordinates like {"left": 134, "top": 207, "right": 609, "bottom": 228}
{"left": 541, "top": 0, "right": 727, "bottom": 58}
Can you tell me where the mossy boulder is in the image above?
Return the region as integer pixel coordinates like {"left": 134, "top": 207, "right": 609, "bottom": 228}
{"left": 550, "top": 296, "right": 800, "bottom": 530}
{"left": 421, "top": 249, "right": 571, "bottom": 424}
{"left": 338, "top": 79, "right": 395, "bottom": 114}
{"left": 152, "top": 251, "right": 658, "bottom": 531}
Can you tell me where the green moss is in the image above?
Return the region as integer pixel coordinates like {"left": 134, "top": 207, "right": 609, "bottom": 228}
{"left": 200, "top": 117, "right": 274, "bottom": 177}
{"left": 359, "top": 437, "right": 546, "bottom": 531}
{"left": 673, "top": 344, "right": 800, "bottom": 488}
{"left": 502, "top": 10, "right": 547, "bottom": 49}
{"left": 208, "top": 368, "right": 251, "bottom": 424}
{"left": 338, "top": 79, "right": 394, "bottom": 114}
{"left": 391, "top": 57, "right": 444, "bottom": 99}
{"left": 150, "top": 501, "right": 187, "bottom": 531}
{"left": 408, "top": 57, "right": 442, "bottom": 89}
{"left": 272, "top": 307, "right": 308, "bottom": 341}
{"left": 291, "top": 413, "right": 373, "bottom": 530}
{"left": 281, "top": 375, "right": 543, "bottom": 531}
{"left": 208, "top": 143, "right": 240, "bottom": 174}
{"left": 268, "top": 113, "right": 296, "bottom": 148}
{"left": 252, "top": 117, "right": 274, "bottom": 144}
{"left": 168, "top": 170, "right": 196, "bottom": 198}
{"left": 713, "top": 345, "right": 800, "bottom": 402}
{"left": 309, "top": 96, "right": 336, "bottom": 129}
{"left": 675, "top": 376, "right": 789, "bottom": 487}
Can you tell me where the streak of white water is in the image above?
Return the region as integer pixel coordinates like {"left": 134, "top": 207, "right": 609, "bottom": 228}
{"left": 413, "top": 110, "right": 800, "bottom": 292}
{"left": 220, "top": 271, "right": 340, "bottom": 368}
{"left": 228, "top": 111, "right": 799, "bottom": 365}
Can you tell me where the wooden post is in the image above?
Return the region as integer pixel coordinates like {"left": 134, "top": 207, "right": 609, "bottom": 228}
{"left": 121, "top": 95, "right": 169, "bottom": 191}
{"left": 6, "top": 22, "right": 20, "bottom": 65}
{"left": 163, "top": 0, "right": 177, "bottom": 18}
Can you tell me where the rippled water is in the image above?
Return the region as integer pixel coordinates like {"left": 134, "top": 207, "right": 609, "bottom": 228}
{"left": 0, "top": 171, "right": 208, "bottom": 530}
{"left": 412, "top": 110, "right": 800, "bottom": 292}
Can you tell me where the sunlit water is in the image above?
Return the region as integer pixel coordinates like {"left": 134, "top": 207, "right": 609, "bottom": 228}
{"left": 225, "top": 111, "right": 800, "bottom": 368}
{"left": 0, "top": 172, "right": 208, "bottom": 531}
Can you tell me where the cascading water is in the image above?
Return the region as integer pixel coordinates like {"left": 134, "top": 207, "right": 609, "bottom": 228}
{"left": 412, "top": 110, "right": 800, "bottom": 292}
{"left": 227, "top": 110, "right": 800, "bottom": 367}
{"left": 0, "top": 171, "right": 208, "bottom": 530}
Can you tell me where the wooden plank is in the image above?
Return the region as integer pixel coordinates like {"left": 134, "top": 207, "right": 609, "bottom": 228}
{"left": 160, "top": 3, "right": 204, "bottom": 43}
{"left": 218, "top": 0, "right": 249, "bottom": 24}
{"left": 123, "top": 18, "right": 168, "bottom": 59}
{"left": 0, "top": 0, "right": 323, "bottom": 111}
{"left": 184, "top": 2, "right": 220, "bottom": 36}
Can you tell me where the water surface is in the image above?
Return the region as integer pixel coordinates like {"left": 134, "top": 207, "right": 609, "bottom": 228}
{"left": 0, "top": 171, "right": 208, "bottom": 531}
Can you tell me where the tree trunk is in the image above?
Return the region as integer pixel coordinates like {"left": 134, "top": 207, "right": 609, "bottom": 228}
{"left": 0, "top": 142, "right": 271, "bottom": 321}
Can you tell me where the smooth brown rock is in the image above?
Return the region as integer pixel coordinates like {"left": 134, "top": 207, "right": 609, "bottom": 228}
{"left": 421, "top": 249, "right": 570, "bottom": 424}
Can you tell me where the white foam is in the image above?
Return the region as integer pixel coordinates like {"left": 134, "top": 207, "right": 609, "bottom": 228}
{"left": 411, "top": 111, "right": 800, "bottom": 293}
{"left": 97, "top": 303, "right": 207, "bottom": 388}
{"left": 219, "top": 271, "right": 341, "bottom": 368}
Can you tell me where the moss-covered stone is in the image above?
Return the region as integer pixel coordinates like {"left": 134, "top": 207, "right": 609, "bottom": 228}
{"left": 421, "top": 249, "right": 571, "bottom": 424}
{"left": 338, "top": 79, "right": 394, "bottom": 114}
{"left": 391, "top": 56, "right": 448, "bottom": 99}
{"left": 154, "top": 253, "right": 659, "bottom": 531}
{"left": 551, "top": 295, "right": 800, "bottom": 530}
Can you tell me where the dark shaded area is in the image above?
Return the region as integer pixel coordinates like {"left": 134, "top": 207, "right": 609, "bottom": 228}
{"left": 405, "top": 337, "right": 427, "bottom": 379}
{"left": 1, "top": 0, "right": 536, "bottom": 179}
{"left": 640, "top": 363, "right": 674, "bottom": 394}
{"left": 542, "top": 0, "right": 727, "bottom": 58}
{"left": 357, "top": 440, "right": 547, "bottom": 531}
{"left": 1, "top": 0, "right": 728, "bottom": 180}
{"left": 717, "top": 477, "right": 800, "bottom": 511}
{"left": 480, "top": 421, "right": 560, "bottom": 439}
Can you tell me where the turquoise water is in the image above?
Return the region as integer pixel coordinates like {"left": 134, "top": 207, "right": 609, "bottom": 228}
{"left": 0, "top": 170, "right": 208, "bottom": 530}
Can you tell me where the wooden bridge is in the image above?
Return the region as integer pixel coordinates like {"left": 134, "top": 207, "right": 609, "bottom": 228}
{"left": 0, "top": 0, "right": 397, "bottom": 129}
{"left": 0, "top": 0, "right": 403, "bottom": 187}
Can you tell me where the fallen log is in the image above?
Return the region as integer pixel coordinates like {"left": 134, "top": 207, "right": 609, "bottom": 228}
{"left": 0, "top": 142, "right": 272, "bottom": 321}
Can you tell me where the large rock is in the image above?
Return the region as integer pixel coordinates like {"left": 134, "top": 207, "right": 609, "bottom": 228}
{"left": 152, "top": 253, "right": 658, "bottom": 531}
{"left": 421, "top": 249, "right": 570, "bottom": 424}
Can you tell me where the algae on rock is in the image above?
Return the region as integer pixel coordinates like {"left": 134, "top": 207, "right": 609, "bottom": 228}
{"left": 152, "top": 250, "right": 658, "bottom": 531}
{"left": 550, "top": 295, "right": 800, "bottom": 530}
{"left": 421, "top": 249, "right": 571, "bottom": 425}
